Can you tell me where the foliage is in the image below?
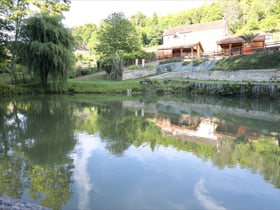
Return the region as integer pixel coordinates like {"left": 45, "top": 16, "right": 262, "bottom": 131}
{"left": 0, "top": 84, "right": 15, "bottom": 96}
{"left": 1, "top": 0, "right": 71, "bottom": 81}
{"left": 192, "top": 58, "right": 208, "bottom": 66}
{"left": 109, "top": 52, "right": 123, "bottom": 80}
{"left": 214, "top": 51, "right": 280, "bottom": 70}
{"left": 18, "top": 14, "right": 74, "bottom": 88}
{"left": 71, "top": 23, "right": 97, "bottom": 51}
{"left": 239, "top": 33, "right": 259, "bottom": 45}
{"left": 95, "top": 12, "right": 140, "bottom": 59}
{"left": 127, "top": 64, "right": 155, "bottom": 70}
{"left": 72, "top": 0, "right": 280, "bottom": 51}
{"left": 0, "top": 12, "right": 13, "bottom": 63}
{"left": 0, "top": 97, "right": 76, "bottom": 208}
{"left": 159, "top": 58, "right": 182, "bottom": 65}
{"left": 30, "top": 0, "right": 71, "bottom": 16}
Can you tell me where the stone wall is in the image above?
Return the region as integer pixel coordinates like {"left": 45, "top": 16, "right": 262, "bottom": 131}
{"left": 150, "top": 69, "right": 280, "bottom": 82}
{"left": 122, "top": 69, "right": 156, "bottom": 80}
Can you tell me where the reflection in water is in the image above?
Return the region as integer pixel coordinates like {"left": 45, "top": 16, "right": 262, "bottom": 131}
{"left": 194, "top": 178, "right": 227, "bottom": 210}
{"left": 155, "top": 116, "right": 219, "bottom": 140}
{"left": 72, "top": 133, "right": 99, "bottom": 210}
{"left": 2, "top": 95, "right": 280, "bottom": 209}
{"left": 0, "top": 96, "right": 76, "bottom": 209}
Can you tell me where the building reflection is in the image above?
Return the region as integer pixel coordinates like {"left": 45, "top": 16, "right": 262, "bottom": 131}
{"left": 154, "top": 114, "right": 264, "bottom": 143}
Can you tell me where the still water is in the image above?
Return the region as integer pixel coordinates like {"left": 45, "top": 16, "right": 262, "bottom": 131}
{"left": 1, "top": 95, "right": 280, "bottom": 210}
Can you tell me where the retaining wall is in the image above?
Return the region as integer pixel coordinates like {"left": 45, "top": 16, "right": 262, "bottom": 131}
{"left": 150, "top": 69, "right": 280, "bottom": 82}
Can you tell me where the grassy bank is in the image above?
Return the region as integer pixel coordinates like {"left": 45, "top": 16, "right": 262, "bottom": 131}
{"left": 214, "top": 50, "right": 280, "bottom": 70}
{"left": 1, "top": 51, "right": 280, "bottom": 97}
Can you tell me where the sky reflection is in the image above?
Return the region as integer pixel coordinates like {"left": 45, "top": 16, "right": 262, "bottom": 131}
{"left": 65, "top": 132, "right": 280, "bottom": 210}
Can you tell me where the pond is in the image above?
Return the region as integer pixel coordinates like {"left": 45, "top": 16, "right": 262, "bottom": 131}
{"left": 1, "top": 94, "right": 280, "bottom": 210}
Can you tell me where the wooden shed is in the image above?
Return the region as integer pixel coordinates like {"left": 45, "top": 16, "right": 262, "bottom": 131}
{"left": 157, "top": 42, "right": 204, "bottom": 60}
{"left": 217, "top": 35, "right": 265, "bottom": 55}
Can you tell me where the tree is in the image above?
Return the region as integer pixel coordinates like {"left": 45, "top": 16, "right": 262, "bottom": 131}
{"left": 71, "top": 23, "right": 97, "bottom": 52}
{"left": 95, "top": 12, "right": 140, "bottom": 59}
{"left": 4, "top": 0, "right": 71, "bottom": 81}
{"left": 18, "top": 14, "right": 74, "bottom": 88}
{"left": 0, "top": 1, "right": 13, "bottom": 64}
{"left": 130, "top": 12, "right": 146, "bottom": 27}
{"left": 220, "top": 0, "right": 241, "bottom": 33}
{"left": 239, "top": 33, "right": 259, "bottom": 47}
{"left": 30, "top": 0, "right": 71, "bottom": 16}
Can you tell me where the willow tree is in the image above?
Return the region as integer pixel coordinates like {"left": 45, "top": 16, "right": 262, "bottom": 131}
{"left": 19, "top": 14, "right": 74, "bottom": 88}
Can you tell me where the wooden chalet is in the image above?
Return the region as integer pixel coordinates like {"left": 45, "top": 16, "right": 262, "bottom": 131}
{"left": 157, "top": 19, "right": 228, "bottom": 59}
{"left": 157, "top": 42, "right": 204, "bottom": 59}
{"left": 217, "top": 35, "right": 266, "bottom": 55}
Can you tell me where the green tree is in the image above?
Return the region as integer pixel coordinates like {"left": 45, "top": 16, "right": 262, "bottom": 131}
{"left": 95, "top": 12, "right": 140, "bottom": 59}
{"left": 130, "top": 11, "right": 146, "bottom": 27}
{"left": 18, "top": 14, "right": 74, "bottom": 88}
{"left": 0, "top": 1, "right": 13, "bottom": 64}
{"left": 4, "top": 0, "right": 71, "bottom": 81}
{"left": 71, "top": 23, "right": 97, "bottom": 53}
{"left": 220, "top": 0, "right": 241, "bottom": 33}
{"left": 239, "top": 33, "right": 259, "bottom": 47}
{"left": 259, "top": 0, "right": 280, "bottom": 32}
{"left": 30, "top": 0, "right": 71, "bottom": 16}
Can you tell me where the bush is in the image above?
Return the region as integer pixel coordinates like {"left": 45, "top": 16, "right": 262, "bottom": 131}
{"left": 214, "top": 51, "right": 280, "bottom": 70}
{"left": 159, "top": 58, "right": 182, "bottom": 65}
{"left": 0, "top": 84, "right": 15, "bottom": 95}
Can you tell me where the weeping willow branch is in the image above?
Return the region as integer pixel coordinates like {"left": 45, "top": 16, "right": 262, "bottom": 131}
{"left": 18, "top": 13, "right": 74, "bottom": 89}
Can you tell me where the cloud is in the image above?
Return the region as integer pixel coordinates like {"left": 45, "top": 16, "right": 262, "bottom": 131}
{"left": 194, "top": 177, "right": 227, "bottom": 210}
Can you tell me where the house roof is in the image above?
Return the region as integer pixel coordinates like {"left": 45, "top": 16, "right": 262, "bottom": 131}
{"left": 158, "top": 42, "right": 203, "bottom": 51}
{"left": 163, "top": 20, "right": 227, "bottom": 36}
{"left": 217, "top": 35, "right": 265, "bottom": 45}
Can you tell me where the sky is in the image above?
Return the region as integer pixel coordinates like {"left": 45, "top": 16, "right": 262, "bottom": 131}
{"left": 62, "top": 0, "right": 212, "bottom": 28}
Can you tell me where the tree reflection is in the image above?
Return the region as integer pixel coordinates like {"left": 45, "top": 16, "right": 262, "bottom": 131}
{"left": 75, "top": 99, "right": 280, "bottom": 189}
{"left": 76, "top": 101, "right": 161, "bottom": 156}
{"left": 0, "top": 96, "right": 76, "bottom": 210}
{"left": 0, "top": 99, "right": 28, "bottom": 198}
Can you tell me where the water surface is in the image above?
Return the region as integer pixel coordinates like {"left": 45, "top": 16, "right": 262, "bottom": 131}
{"left": 1, "top": 95, "right": 280, "bottom": 210}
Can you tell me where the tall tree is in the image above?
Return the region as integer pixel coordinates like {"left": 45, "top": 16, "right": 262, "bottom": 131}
{"left": 0, "top": 0, "right": 13, "bottom": 63}
{"left": 6, "top": 0, "right": 71, "bottom": 81}
{"left": 71, "top": 23, "right": 97, "bottom": 50}
{"left": 95, "top": 12, "right": 140, "bottom": 59}
{"left": 220, "top": 0, "right": 241, "bottom": 33}
{"left": 30, "top": 0, "right": 71, "bottom": 16}
{"left": 18, "top": 14, "right": 74, "bottom": 88}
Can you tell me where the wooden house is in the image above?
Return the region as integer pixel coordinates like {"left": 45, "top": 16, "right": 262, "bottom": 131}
{"left": 157, "top": 19, "right": 228, "bottom": 59}
{"left": 216, "top": 35, "right": 266, "bottom": 55}
{"left": 157, "top": 42, "right": 204, "bottom": 59}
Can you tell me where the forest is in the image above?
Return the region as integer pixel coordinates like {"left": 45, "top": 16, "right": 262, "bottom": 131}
{"left": 1, "top": 0, "right": 280, "bottom": 90}
{"left": 71, "top": 0, "right": 280, "bottom": 53}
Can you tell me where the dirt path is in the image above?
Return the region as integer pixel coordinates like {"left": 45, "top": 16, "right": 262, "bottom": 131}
{"left": 74, "top": 71, "right": 106, "bottom": 80}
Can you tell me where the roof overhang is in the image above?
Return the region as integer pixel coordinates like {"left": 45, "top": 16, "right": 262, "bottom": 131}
{"left": 158, "top": 42, "right": 203, "bottom": 51}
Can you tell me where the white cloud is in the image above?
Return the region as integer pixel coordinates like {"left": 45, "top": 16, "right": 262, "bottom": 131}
{"left": 63, "top": 0, "right": 211, "bottom": 27}
{"left": 194, "top": 177, "right": 227, "bottom": 210}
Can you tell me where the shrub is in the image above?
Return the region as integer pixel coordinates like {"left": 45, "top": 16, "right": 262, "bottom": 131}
{"left": 159, "top": 58, "right": 182, "bottom": 65}
{"left": 214, "top": 51, "right": 280, "bottom": 70}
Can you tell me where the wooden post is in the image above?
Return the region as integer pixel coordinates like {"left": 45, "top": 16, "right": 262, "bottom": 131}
{"left": 197, "top": 44, "right": 200, "bottom": 57}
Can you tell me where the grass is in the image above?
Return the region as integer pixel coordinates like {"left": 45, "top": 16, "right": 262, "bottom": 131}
{"left": 1, "top": 50, "right": 280, "bottom": 96}
{"left": 214, "top": 50, "right": 280, "bottom": 70}
{"left": 68, "top": 76, "right": 145, "bottom": 94}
